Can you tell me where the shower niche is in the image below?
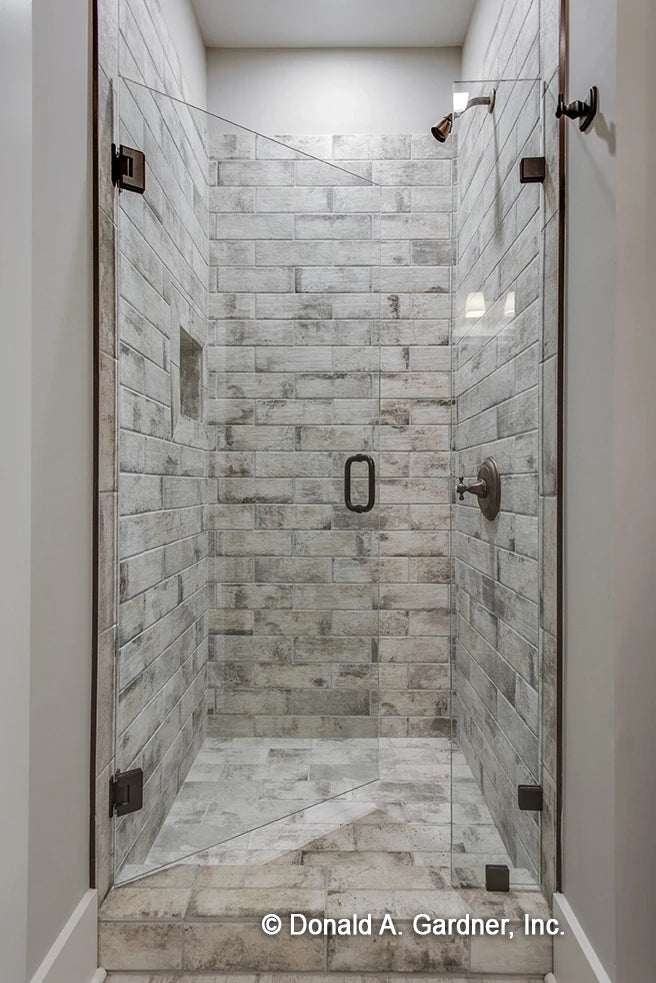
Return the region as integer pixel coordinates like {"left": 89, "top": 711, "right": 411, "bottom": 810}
{"left": 170, "top": 285, "right": 207, "bottom": 436}
{"left": 178, "top": 329, "right": 202, "bottom": 421}
{"left": 108, "top": 70, "right": 555, "bottom": 897}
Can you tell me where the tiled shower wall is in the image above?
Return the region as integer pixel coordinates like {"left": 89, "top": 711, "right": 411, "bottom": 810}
{"left": 97, "top": 0, "right": 210, "bottom": 880}
{"left": 452, "top": 0, "right": 560, "bottom": 894}
{"left": 206, "top": 133, "right": 454, "bottom": 738}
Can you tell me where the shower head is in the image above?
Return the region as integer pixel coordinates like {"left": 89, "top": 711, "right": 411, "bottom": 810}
{"left": 431, "top": 114, "right": 453, "bottom": 143}
{"left": 430, "top": 88, "right": 496, "bottom": 143}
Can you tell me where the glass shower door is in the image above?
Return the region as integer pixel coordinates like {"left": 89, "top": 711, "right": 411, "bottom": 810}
{"left": 450, "top": 77, "right": 545, "bottom": 890}
{"left": 113, "top": 78, "right": 381, "bottom": 881}
{"left": 207, "top": 119, "right": 383, "bottom": 857}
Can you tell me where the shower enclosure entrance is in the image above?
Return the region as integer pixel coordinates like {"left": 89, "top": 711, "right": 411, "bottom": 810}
{"left": 113, "top": 80, "right": 382, "bottom": 881}
{"left": 108, "top": 69, "right": 553, "bottom": 899}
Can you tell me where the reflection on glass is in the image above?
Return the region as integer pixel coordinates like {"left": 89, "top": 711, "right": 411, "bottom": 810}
{"left": 465, "top": 291, "right": 486, "bottom": 318}
{"left": 451, "top": 78, "right": 544, "bottom": 892}
{"left": 504, "top": 290, "right": 516, "bottom": 318}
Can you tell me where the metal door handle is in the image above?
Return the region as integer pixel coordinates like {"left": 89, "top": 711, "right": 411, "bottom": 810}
{"left": 344, "top": 454, "right": 375, "bottom": 513}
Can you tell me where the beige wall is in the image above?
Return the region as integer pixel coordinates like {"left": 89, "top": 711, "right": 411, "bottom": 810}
{"left": 561, "top": 0, "right": 617, "bottom": 976}
{"left": 0, "top": 0, "right": 94, "bottom": 978}
{"left": 161, "top": 0, "right": 207, "bottom": 107}
{"left": 0, "top": 0, "right": 32, "bottom": 979}
{"left": 461, "top": 0, "right": 504, "bottom": 79}
{"left": 561, "top": 2, "right": 656, "bottom": 978}
{"left": 27, "top": 0, "right": 94, "bottom": 976}
{"left": 614, "top": 1, "right": 656, "bottom": 980}
{"left": 206, "top": 47, "right": 461, "bottom": 134}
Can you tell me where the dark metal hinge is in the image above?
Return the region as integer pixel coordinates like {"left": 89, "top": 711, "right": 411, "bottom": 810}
{"left": 110, "top": 768, "right": 143, "bottom": 817}
{"left": 485, "top": 864, "right": 510, "bottom": 893}
{"left": 519, "top": 156, "right": 546, "bottom": 184}
{"left": 112, "top": 143, "right": 146, "bottom": 194}
{"left": 518, "top": 784, "right": 544, "bottom": 811}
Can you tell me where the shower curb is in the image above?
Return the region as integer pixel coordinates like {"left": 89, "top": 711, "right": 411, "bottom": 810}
{"left": 99, "top": 881, "right": 553, "bottom": 977}
{"left": 104, "top": 975, "right": 548, "bottom": 982}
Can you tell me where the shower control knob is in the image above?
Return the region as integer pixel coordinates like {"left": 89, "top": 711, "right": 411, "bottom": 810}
{"left": 455, "top": 458, "right": 501, "bottom": 521}
{"left": 456, "top": 477, "right": 488, "bottom": 500}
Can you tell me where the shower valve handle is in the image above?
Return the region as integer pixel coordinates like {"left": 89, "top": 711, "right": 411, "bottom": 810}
{"left": 456, "top": 477, "right": 488, "bottom": 501}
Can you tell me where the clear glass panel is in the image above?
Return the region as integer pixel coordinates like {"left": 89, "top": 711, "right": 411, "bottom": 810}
{"left": 114, "top": 77, "right": 381, "bottom": 882}
{"left": 450, "top": 78, "right": 543, "bottom": 890}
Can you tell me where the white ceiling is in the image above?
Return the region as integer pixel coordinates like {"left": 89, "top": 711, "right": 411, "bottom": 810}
{"left": 191, "top": 0, "right": 476, "bottom": 48}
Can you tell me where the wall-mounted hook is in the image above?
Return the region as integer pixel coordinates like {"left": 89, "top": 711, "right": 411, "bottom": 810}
{"left": 556, "top": 86, "right": 598, "bottom": 132}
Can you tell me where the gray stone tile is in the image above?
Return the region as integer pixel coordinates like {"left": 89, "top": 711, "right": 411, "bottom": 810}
{"left": 187, "top": 887, "right": 324, "bottom": 918}
{"left": 327, "top": 921, "right": 467, "bottom": 972}
{"left": 99, "top": 921, "right": 183, "bottom": 971}
{"left": 217, "top": 160, "right": 294, "bottom": 186}
{"left": 470, "top": 931, "right": 553, "bottom": 975}
{"left": 326, "top": 887, "right": 466, "bottom": 919}
{"left": 183, "top": 922, "right": 325, "bottom": 972}
{"left": 100, "top": 886, "right": 192, "bottom": 920}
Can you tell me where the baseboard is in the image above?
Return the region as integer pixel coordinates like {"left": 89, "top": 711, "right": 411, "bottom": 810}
{"left": 552, "top": 893, "right": 614, "bottom": 983}
{"left": 29, "top": 889, "right": 102, "bottom": 983}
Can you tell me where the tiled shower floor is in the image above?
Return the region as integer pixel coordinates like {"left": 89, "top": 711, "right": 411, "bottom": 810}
{"left": 103, "top": 738, "right": 548, "bottom": 975}
{"left": 119, "top": 737, "right": 535, "bottom": 889}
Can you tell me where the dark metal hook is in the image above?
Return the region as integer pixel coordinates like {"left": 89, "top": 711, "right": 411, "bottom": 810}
{"left": 556, "top": 86, "right": 598, "bottom": 132}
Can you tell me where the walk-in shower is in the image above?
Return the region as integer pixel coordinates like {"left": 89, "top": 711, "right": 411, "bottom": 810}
{"left": 103, "top": 65, "right": 555, "bottom": 902}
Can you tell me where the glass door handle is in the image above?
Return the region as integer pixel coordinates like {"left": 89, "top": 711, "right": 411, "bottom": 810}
{"left": 344, "top": 454, "right": 376, "bottom": 513}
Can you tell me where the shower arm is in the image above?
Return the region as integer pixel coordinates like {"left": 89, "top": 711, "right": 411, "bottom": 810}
{"left": 455, "top": 90, "right": 497, "bottom": 119}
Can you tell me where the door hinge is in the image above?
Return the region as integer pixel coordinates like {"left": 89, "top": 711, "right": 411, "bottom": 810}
{"left": 112, "top": 143, "right": 146, "bottom": 194}
{"left": 110, "top": 768, "right": 143, "bottom": 817}
{"left": 485, "top": 864, "right": 510, "bottom": 893}
{"left": 518, "top": 784, "right": 543, "bottom": 811}
{"left": 519, "top": 156, "right": 546, "bottom": 184}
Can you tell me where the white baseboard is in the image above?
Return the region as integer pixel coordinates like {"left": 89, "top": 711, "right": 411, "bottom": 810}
{"left": 552, "top": 893, "right": 614, "bottom": 983}
{"left": 29, "top": 889, "right": 102, "bottom": 983}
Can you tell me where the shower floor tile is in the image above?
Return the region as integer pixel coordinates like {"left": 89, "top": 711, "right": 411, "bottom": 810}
{"left": 103, "top": 739, "right": 548, "bottom": 974}
{"left": 118, "top": 737, "right": 536, "bottom": 892}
